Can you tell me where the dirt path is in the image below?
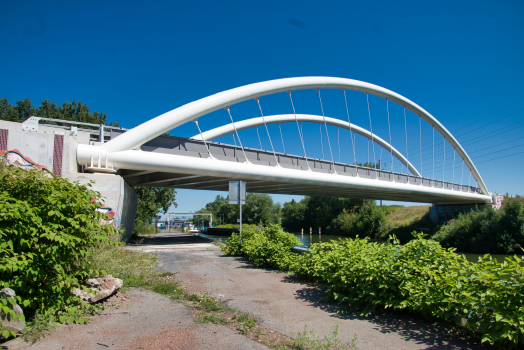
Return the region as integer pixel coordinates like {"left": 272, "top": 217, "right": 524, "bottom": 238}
{"left": 146, "top": 232, "right": 491, "bottom": 350}
{"left": 3, "top": 232, "right": 492, "bottom": 349}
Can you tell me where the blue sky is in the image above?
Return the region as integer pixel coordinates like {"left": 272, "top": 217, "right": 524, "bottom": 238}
{"left": 1, "top": 0, "right": 523, "bottom": 214}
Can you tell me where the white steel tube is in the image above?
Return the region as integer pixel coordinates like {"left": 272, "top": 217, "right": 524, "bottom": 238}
{"left": 82, "top": 77, "right": 488, "bottom": 195}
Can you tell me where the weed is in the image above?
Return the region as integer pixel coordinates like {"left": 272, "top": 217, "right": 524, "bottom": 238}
{"left": 195, "top": 314, "right": 230, "bottom": 325}
{"left": 197, "top": 292, "right": 227, "bottom": 312}
{"left": 237, "top": 325, "right": 249, "bottom": 335}
{"left": 286, "top": 325, "right": 356, "bottom": 350}
{"left": 20, "top": 312, "right": 60, "bottom": 344}
{"left": 233, "top": 313, "right": 257, "bottom": 327}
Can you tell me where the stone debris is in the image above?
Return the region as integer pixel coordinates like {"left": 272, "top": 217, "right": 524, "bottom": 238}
{"left": 0, "top": 288, "right": 25, "bottom": 338}
{"left": 72, "top": 275, "right": 123, "bottom": 303}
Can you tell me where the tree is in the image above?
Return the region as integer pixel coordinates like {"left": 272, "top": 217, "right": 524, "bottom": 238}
{"left": 281, "top": 198, "right": 308, "bottom": 230}
{"left": 199, "top": 193, "right": 281, "bottom": 227}
{"left": 133, "top": 187, "right": 177, "bottom": 234}
{"left": 0, "top": 97, "right": 115, "bottom": 127}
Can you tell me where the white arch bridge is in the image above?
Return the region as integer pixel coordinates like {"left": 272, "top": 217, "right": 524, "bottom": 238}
{"left": 77, "top": 77, "right": 493, "bottom": 205}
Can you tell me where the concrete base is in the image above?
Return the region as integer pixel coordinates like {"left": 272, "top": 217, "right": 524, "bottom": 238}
{"left": 67, "top": 173, "right": 138, "bottom": 241}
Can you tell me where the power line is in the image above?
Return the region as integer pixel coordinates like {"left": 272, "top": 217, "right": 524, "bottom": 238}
{"left": 406, "top": 99, "right": 524, "bottom": 154}
{"left": 412, "top": 120, "right": 524, "bottom": 164}
{"left": 455, "top": 107, "right": 524, "bottom": 138}
{"left": 475, "top": 150, "right": 524, "bottom": 165}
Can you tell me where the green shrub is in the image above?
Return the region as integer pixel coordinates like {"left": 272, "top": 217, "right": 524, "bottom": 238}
{"left": 224, "top": 228, "right": 524, "bottom": 348}
{"left": 0, "top": 165, "right": 118, "bottom": 338}
{"left": 432, "top": 201, "right": 524, "bottom": 254}
{"left": 222, "top": 225, "right": 300, "bottom": 270}
{"left": 330, "top": 202, "right": 387, "bottom": 239}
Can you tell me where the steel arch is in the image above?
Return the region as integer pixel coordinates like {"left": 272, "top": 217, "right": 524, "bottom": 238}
{"left": 190, "top": 114, "right": 421, "bottom": 177}
{"left": 77, "top": 77, "right": 488, "bottom": 195}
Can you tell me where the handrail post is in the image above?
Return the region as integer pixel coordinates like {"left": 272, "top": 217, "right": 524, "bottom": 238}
{"left": 99, "top": 124, "right": 104, "bottom": 143}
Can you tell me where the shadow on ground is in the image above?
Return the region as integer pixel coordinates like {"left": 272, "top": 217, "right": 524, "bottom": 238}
{"left": 287, "top": 276, "right": 492, "bottom": 350}
{"left": 128, "top": 232, "right": 213, "bottom": 246}
{"left": 237, "top": 261, "right": 492, "bottom": 350}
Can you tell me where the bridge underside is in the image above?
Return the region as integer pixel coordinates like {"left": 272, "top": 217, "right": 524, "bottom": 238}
{"left": 120, "top": 169, "right": 483, "bottom": 204}
{"left": 109, "top": 132, "right": 489, "bottom": 205}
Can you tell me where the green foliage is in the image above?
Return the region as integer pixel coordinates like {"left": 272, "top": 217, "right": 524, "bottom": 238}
{"left": 281, "top": 196, "right": 371, "bottom": 232}
{"left": 232, "top": 312, "right": 257, "bottom": 327}
{"left": 224, "top": 227, "right": 524, "bottom": 348}
{"left": 0, "top": 97, "right": 115, "bottom": 127}
{"left": 287, "top": 325, "right": 355, "bottom": 350}
{"left": 433, "top": 201, "right": 524, "bottom": 254}
{"left": 282, "top": 198, "right": 308, "bottom": 230}
{"left": 195, "top": 314, "right": 230, "bottom": 325}
{"left": 383, "top": 205, "right": 432, "bottom": 243}
{"left": 133, "top": 187, "right": 177, "bottom": 236}
{"left": 222, "top": 225, "right": 301, "bottom": 270}
{"left": 330, "top": 201, "right": 387, "bottom": 239}
{"left": 200, "top": 193, "right": 281, "bottom": 227}
{"left": 0, "top": 165, "right": 119, "bottom": 338}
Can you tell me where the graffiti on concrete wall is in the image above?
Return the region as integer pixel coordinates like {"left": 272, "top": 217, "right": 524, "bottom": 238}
{"left": 91, "top": 198, "right": 116, "bottom": 225}
{"left": 0, "top": 149, "right": 54, "bottom": 177}
{"left": 492, "top": 194, "right": 504, "bottom": 210}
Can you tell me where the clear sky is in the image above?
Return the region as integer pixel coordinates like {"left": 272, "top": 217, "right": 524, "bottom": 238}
{"left": 1, "top": 0, "right": 523, "bottom": 214}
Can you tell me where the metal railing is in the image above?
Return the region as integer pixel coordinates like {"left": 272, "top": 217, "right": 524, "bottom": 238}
{"left": 22, "top": 116, "right": 128, "bottom": 142}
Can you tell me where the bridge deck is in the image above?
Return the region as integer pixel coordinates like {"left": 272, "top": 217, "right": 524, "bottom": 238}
{"left": 110, "top": 131, "right": 486, "bottom": 205}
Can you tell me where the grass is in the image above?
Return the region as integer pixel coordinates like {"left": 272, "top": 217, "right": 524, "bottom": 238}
{"left": 279, "top": 325, "right": 357, "bottom": 350}
{"left": 386, "top": 205, "right": 430, "bottom": 228}
{"left": 382, "top": 205, "right": 433, "bottom": 243}
{"left": 16, "top": 239, "right": 357, "bottom": 350}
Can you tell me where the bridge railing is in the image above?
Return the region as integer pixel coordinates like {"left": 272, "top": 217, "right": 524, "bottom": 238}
{"left": 22, "top": 117, "right": 128, "bottom": 143}
{"left": 110, "top": 129, "right": 482, "bottom": 195}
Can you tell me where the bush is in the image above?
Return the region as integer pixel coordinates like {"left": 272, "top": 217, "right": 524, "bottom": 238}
{"left": 432, "top": 201, "right": 524, "bottom": 254}
{"left": 224, "top": 228, "right": 524, "bottom": 348}
{"left": 0, "top": 165, "right": 118, "bottom": 338}
{"left": 330, "top": 202, "right": 387, "bottom": 239}
{"left": 293, "top": 234, "right": 524, "bottom": 347}
{"left": 221, "top": 225, "right": 300, "bottom": 270}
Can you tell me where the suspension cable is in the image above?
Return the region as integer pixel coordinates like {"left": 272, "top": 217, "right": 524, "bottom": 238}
{"left": 256, "top": 98, "right": 279, "bottom": 166}
{"left": 226, "top": 107, "right": 249, "bottom": 163}
{"left": 452, "top": 148, "right": 456, "bottom": 184}
{"left": 319, "top": 124, "right": 325, "bottom": 159}
{"left": 255, "top": 127, "right": 263, "bottom": 149}
{"left": 461, "top": 159, "right": 464, "bottom": 186}
{"left": 343, "top": 90, "right": 357, "bottom": 164}
{"left": 419, "top": 115, "right": 422, "bottom": 177}
{"left": 432, "top": 128, "right": 434, "bottom": 179}
{"left": 379, "top": 146, "right": 383, "bottom": 170}
{"left": 193, "top": 119, "right": 214, "bottom": 159}
{"left": 232, "top": 133, "right": 237, "bottom": 146}
{"left": 443, "top": 138, "right": 446, "bottom": 182}
{"left": 366, "top": 93, "right": 376, "bottom": 166}
{"left": 404, "top": 107, "right": 409, "bottom": 172}
{"left": 278, "top": 123, "right": 286, "bottom": 153}
{"left": 337, "top": 127, "right": 340, "bottom": 163}
{"left": 288, "top": 92, "right": 310, "bottom": 170}
{"left": 317, "top": 89, "right": 335, "bottom": 170}
{"left": 386, "top": 99, "right": 393, "bottom": 172}
{"left": 367, "top": 139, "right": 370, "bottom": 165}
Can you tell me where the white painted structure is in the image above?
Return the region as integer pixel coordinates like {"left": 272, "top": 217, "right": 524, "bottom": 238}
{"left": 76, "top": 77, "right": 492, "bottom": 205}
{"left": 191, "top": 114, "right": 421, "bottom": 177}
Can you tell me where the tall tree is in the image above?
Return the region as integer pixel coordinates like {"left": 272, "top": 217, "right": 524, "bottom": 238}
{"left": 133, "top": 187, "right": 177, "bottom": 234}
